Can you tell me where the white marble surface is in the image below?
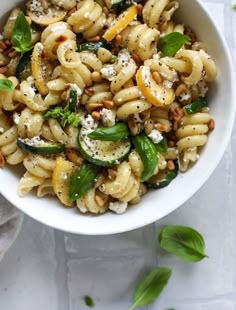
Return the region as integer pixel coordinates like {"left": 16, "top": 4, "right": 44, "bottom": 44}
{"left": 0, "top": 0, "right": 236, "bottom": 309}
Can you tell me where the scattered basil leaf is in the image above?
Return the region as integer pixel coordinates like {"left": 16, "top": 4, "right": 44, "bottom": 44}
{"left": 88, "top": 122, "right": 129, "bottom": 141}
{"left": 69, "top": 161, "right": 101, "bottom": 201}
{"left": 232, "top": 4, "right": 236, "bottom": 9}
{"left": 183, "top": 98, "right": 208, "bottom": 115}
{"left": 159, "top": 32, "right": 190, "bottom": 56}
{"left": 15, "top": 50, "right": 32, "bottom": 81}
{"left": 158, "top": 225, "right": 208, "bottom": 262}
{"left": 77, "top": 40, "right": 113, "bottom": 52}
{"left": 155, "top": 137, "right": 168, "bottom": 154}
{"left": 83, "top": 295, "right": 95, "bottom": 308}
{"left": 0, "top": 79, "right": 14, "bottom": 91}
{"left": 11, "top": 11, "right": 32, "bottom": 52}
{"left": 132, "top": 133, "right": 158, "bottom": 182}
{"left": 43, "top": 106, "right": 80, "bottom": 128}
{"left": 128, "top": 267, "right": 172, "bottom": 310}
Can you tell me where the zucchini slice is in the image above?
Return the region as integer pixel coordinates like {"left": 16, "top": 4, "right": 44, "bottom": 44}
{"left": 17, "top": 138, "right": 65, "bottom": 155}
{"left": 77, "top": 40, "right": 114, "bottom": 52}
{"left": 145, "top": 162, "right": 178, "bottom": 189}
{"left": 16, "top": 50, "right": 32, "bottom": 82}
{"left": 78, "top": 127, "right": 131, "bottom": 167}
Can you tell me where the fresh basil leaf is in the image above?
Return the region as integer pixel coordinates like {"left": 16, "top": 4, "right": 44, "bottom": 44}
{"left": 11, "top": 11, "right": 32, "bottom": 52}
{"left": 88, "top": 123, "right": 129, "bottom": 141}
{"left": 183, "top": 98, "right": 208, "bottom": 115}
{"left": 158, "top": 225, "right": 208, "bottom": 262}
{"left": 159, "top": 32, "right": 190, "bottom": 56}
{"left": 0, "top": 79, "right": 14, "bottom": 91}
{"left": 83, "top": 295, "right": 95, "bottom": 307}
{"left": 69, "top": 161, "right": 101, "bottom": 201}
{"left": 155, "top": 137, "right": 168, "bottom": 154}
{"left": 128, "top": 267, "right": 172, "bottom": 310}
{"left": 132, "top": 133, "right": 158, "bottom": 182}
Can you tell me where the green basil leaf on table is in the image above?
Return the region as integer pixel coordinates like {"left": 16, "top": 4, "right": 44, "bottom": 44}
{"left": 128, "top": 267, "right": 172, "bottom": 310}
{"left": 158, "top": 225, "right": 208, "bottom": 262}
{"left": 83, "top": 295, "right": 95, "bottom": 307}
{"left": 0, "top": 79, "right": 14, "bottom": 91}
{"left": 159, "top": 32, "right": 190, "bottom": 56}
{"left": 132, "top": 133, "right": 158, "bottom": 182}
{"left": 88, "top": 122, "right": 129, "bottom": 141}
{"left": 69, "top": 161, "right": 101, "bottom": 201}
{"left": 11, "top": 11, "right": 32, "bottom": 52}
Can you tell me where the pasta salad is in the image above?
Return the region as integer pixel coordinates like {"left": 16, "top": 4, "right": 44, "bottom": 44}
{"left": 0, "top": 0, "right": 217, "bottom": 215}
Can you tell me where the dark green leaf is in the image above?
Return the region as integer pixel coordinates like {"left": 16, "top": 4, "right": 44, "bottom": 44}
{"left": 158, "top": 225, "right": 208, "bottom": 262}
{"left": 69, "top": 161, "right": 101, "bottom": 201}
{"left": 132, "top": 133, "right": 158, "bottom": 182}
{"left": 83, "top": 295, "right": 95, "bottom": 307}
{"left": 0, "top": 79, "right": 14, "bottom": 91}
{"left": 129, "top": 267, "right": 172, "bottom": 310}
{"left": 43, "top": 106, "right": 80, "bottom": 128}
{"left": 77, "top": 40, "right": 113, "bottom": 52}
{"left": 88, "top": 123, "right": 129, "bottom": 141}
{"left": 155, "top": 137, "right": 168, "bottom": 154}
{"left": 159, "top": 32, "right": 190, "bottom": 56}
{"left": 67, "top": 89, "right": 78, "bottom": 112}
{"left": 16, "top": 50, "right": 32, "bottom": 81}
{"left": 183, "top": 98, "right": 208, "bottom": 115}
{"left": 11, "top": 11, "right": 32, "bottom": 52}
{"left": 232, "top": 4, "right": 236, "bottom": 9}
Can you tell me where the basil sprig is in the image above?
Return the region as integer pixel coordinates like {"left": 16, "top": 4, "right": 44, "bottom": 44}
{"left": 88, "top": 122, "right": 129, "bottom": 141}
{"left": 132, "top": 133, "right": 158, "bottom": 182}
{"left": 11, "top": 11, "right": 32, "bottom": 52}
{"left": 0, "top": 79, "right": 14, "bottom": 91}
{"left": 158, "top": 225, "right": 208, "bottom": 262}
{"left": 83, "top": 295, "right": 95, "bottom": 308}
{"left": 128, "top": 267, "right": 172, "bottom": 310}
{"left": 69, "top": 161, "right": 101, "bottom": 201}
{"left": 159, "top": 32, "right": 190, "bottom": 56}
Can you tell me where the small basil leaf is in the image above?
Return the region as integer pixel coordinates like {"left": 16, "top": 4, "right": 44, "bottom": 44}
{"left": 158, "top": 225, "right": 208, "bottom": 262}
{"left": 132, "top": 133, "right": 158, "bottom": 182}
{"left": 159, "top": 32, "right": 190, "bottom": 56}
{"left": 128, "top": 267, "right": 172, "bottom": 310}
{"left": 0, "top": 79, "right": 14, "bottom": 91}
{"left": 155, "top": 137, "right": 168, "bottom": 154}
{"left": 183, "top": 98, "right": 208, "bottom": 115}
{"left": 83, "top": 295, "right": 95, "bottom": 307}
{"left": 69, "top": 161, "right": 101, "bottom": 201}
{"left": 11, "top": 11, "right": 32, "bottom": 52}
{"left": 88, "top": 123, "right": 129, "bottom": 141}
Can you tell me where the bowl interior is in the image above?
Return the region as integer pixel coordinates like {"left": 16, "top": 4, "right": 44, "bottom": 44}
{"left": 0, "top": 0, "right": 235, "bottom": 235}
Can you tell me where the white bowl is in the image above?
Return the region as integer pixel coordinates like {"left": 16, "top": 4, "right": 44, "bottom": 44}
{"left": 0, "top": 0, "right": 235, "bottom": 235}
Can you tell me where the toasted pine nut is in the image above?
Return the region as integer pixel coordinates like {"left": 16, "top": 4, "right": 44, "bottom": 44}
{"left": 88, "top": 103, "right": 103, "bottom": 110}
{"left": 60, "top": 90, "right": 67, "bottom": 101}
{"left": 8, "top": 50, "right": 18, "bottom": 58}
{"left": 0, "top": 41, "right": 7, "bottom": 50}
{"left": 84, "top": 88, "right": 95, "bottom": 96}
{"left": 0, "top": 151, "right": 5, "bottom": 168}
{"left": 175, "top": 83, "right": 186, "bottom": 97}
{"left": 91, "top": 71, "right": 102, "bottom": 82}
{"left": 91, "top": 111, "right": 100, "bottom": 120}
{"left": 136, "top": 4, "right": 143, "bottom": 15}
{"left": 173, "top": 120, "right": 178, "bottom": 131}
{"left": 168, "top": 140, "right": 175, "bottom": 147}
{"left": 115, "top": 34, "right": 122, "bottom": 47}
{"left": 68, "top": 7, "right": 76, "bottom": 16}
{"left": 4, "top": 40, "right": 11, "bottom": 46}
{"left": 131, "top": 53, "right": 140, "bottom": 65}
{"left": 167, "top": 160, "right": 175, "bottom": 170}
{"left": 87, "top": 36, "right": 100, "bottom": 42}
{"left": 128, "top": 118, "right": 139, "bottom": 136}
{"left": 144, "top": 119, "right": 154, "bottom": 135}
{"left": 95, "top": 195, "right": 105, "bottom": 207}
{"left": 0, "top": 60, "right": 5, "bottom": 67}
{"left": 103, "top": 100, "right": 114, "bottom": 109}
{"left": 0, "top": 66, "right": 8, "bottom": 74}
{"left": 155, "top": 123, "right": 167, "bottom": 132}
{"left": 208, "top": 119, "right": 215, "bottom": 130}
{"left": 159, "top": 21, "right": 168, "bottom": 32}
{"left": 152, "top": 71, "right": 162, "bottom": 84}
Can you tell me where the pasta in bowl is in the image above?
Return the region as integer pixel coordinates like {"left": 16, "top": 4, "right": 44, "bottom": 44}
{"left": 0, "top": 0, "right": 234, "bottom": 234}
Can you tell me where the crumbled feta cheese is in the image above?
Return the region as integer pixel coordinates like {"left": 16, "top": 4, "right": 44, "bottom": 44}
{"left": 67, "top": 83, "right": 82, "bottom": 96}
{"left": 197, "top": 80, "right": 208, "bottom": 97}
{"left": 0, "top": 127, "right": 4, "bottom": 133}
{"left": 117, "top": 49, "right": 131, "bottom": 67}
{"left": 13, "top": 113, "right": 20, "bottom": 125}
{"left": 18, "top": 136, "right": 44, "bottom": 146}
{"left": 81, "top": 114, "right": 98, "bottom": 131}
{"left": 148, "top": 129, "right": 163, "bottom": 144}
{"left": 142, "top": 66, "right": 151, "bottom": 87}
{"left": 178, "top": 91, "right": 191, "bottom": 102}
{"left": 163, "top": 80, "right": 173, "bottom": 89}
{"left": 109, "top": 201, "right": 128, "bottom": 214}
{"left": 100, "top": 65, "right": 116, "bottom": 81}
{"left": 100, "top": 108, "right": 116, "bottom": 127}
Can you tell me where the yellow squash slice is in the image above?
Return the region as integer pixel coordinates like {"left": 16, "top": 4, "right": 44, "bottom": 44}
{"left": 32, "top": 42, "right": 53, "bottom": 95}
{"left": 103, "top": 5, "right": 137, "bottom": 41}
{"left": 136, "top": 66, "right": 175, "bottom": 107}
{"left": 52, "top": 157, "right": 75, "bottom": 207}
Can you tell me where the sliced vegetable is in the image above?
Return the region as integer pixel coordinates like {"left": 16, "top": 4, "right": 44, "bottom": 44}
{"left": 146, "top": 161, "right": 178, "bottom": 189}
{"left": 159, "top": 32, "right": 190, "bottom": 57}
{"left": 183, "top": 98, "right": 208, "bottom": 115}
{"left": 132, "top": 133, "right": 158, "bottom": 182}
{"left": 69, "top": 161, "right": 101, "bottom": 201}
{"left": 16, "top": 50, "right": 32, "bottom": 81}
{"left": 0, "top": 79, "right": 14, "bottom": 91}
{"left": 155, "top": 137, "right": 168, "bottom": 154}
{"left": 52, "top": 157, "right": 75, "bottom": 207}
{"left": 77, "top": 40, "right": 114, "bottom": 52}
{"left": 32, "top": 42, "right": 53, "bottom": 95}
{"left": 17, "top": 138, "right": 65, "bottom": 155}
{"left": 136, "top": 66, "right": 175, "bottom": 106}
{"left": 78, "top": 127, "right": 131, "bottom": 166}
{"left": 67, "top": 89, "right": 78, "bottom": 112}
{"left": 88, "top": 123, "right": 129, "bottom": 141}
{"left": 103, "top": 5, "right": 137, "bottom": 41}
{"left": 11, "top": 11, "right": 32, "bottom": 53}
{"left": 106, "top": 0, "right": 141, "bottom": 12}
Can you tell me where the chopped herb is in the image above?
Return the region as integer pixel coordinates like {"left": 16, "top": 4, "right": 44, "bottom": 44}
{"left": 43, "top": 106, "right": 80, "bottom": 128}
